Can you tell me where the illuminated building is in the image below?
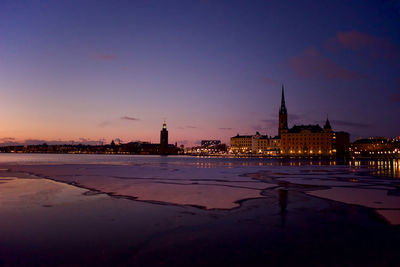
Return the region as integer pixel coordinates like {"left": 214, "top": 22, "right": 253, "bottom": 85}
{"left": 279, "top": 88, "right": 349, "bottom": 157}
{"left": 230, "top": 134, "right": 253, "bottom": 153}
{"left": 230, "top": 85, "right": 350, "bottom": 156}
{"left": 201, "top": 140, "right": 221, "bottom": 148}
{"left": 230, "top": 132, "right": 280, "bottom": 155}
{"left": 350, "top": 137, "right": 400, "bottom": 158}
{"left": 281, "top": 121, "right": 333, "bottom": 156}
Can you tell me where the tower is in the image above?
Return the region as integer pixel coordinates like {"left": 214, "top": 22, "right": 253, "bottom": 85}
{"left": 278, "top": 85, "right": 288, "bottom": 137}
{"left": 324, "top": 116, "right": 332, "bottom": 132}
{"left": 160, "top": 121, "right": 169, "bottom": 155}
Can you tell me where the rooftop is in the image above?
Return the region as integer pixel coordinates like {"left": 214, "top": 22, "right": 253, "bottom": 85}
{"left": 288, "top": 125, "right": 324, "bottom": 133}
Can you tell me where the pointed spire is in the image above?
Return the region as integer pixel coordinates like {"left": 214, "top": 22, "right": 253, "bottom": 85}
{"left": 324, "top": 115, "right": 331, "bottom": 130}
{"left": 280, "top": 84, "right": 287, "bottom": 113}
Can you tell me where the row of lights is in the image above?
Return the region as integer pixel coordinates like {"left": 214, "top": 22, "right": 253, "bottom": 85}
{"left": 288, "top": 150, "right": 330, "bottom": 154}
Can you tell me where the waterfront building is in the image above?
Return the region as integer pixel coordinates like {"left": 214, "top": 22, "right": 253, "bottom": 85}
{"left": 279, "top": 87, "right": 350, "bottom": 157}
{"left": 201, "top": 140, "right": 221, "bottom": 148}
{"left": 269, "top": 137, "right": 281, "bottom": 152}
{"left": 251, "top": 132, "right": 268, "bottom": 153}
{"left": 230, "top": 132, "right": 280, "bottom": 155}
{"left": 350, "top": 137, "right": 400, "bottom": 158}
{"left": 230, "top": 85, "right": 350, "bottom": 156}
{"left": 230, "top": 134, "right": 253, "bottom": 153}
{"left": 280, "top": 121, "right": 333, "bottom": 156}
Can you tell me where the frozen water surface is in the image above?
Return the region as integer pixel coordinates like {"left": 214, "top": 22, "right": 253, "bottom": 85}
{"left": 307, "top": 187, "right": 400, "bottom": 209}
{"left": 0, "top": 154, "right": 399, "bottom": 223}
{"left": 0, "top": 177, "right": 106, "bottom": 210}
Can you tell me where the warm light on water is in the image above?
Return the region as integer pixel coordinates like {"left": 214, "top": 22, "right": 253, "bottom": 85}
{"left": 349, "top": 159, "right": 400, "bottom": 179}
{"left": 0, "top": 154, "right": 398, "bottom": 178}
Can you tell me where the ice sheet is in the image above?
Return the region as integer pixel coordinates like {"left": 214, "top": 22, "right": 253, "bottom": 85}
{"left": 0, "top": 177, "right": 105, "bottom": 210}
{"left": 307, "top": 187, "right": 400, "bottom": 209}
{"left": 5, "top": 164, "right": 274, "bottom": 209}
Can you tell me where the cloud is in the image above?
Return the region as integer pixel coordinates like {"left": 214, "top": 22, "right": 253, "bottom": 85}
{"left": 0, "top": 137, "right": 19, "bottom": 146}
{"left": 218, "top": 127, "right": 233, "bottom": 130}
{"left": 263, "top": 113, "right": 304, "bottom": 125}
{"left": 288, "top": 114, "right": 304, "bottom": 121}
{"left": 330, "top": 120, "right": 369, "bottom": 129}
{"left": 92, "top": 53, "right": 117, "bottom": 61}
{"left": 261, "top": 119, "right": 276, "bottom": 124}
{"left": 98, "top": 121, "right": 111, "bottom": 127}
{"left": 326, "top": 31, "right": 400, "bottom": 61}
{"left": 121, "top": 116, "right": 140, "bottom": 121}
{"left": 176, "top": 140, "right": 189, "bottom": 145}
{"left": 175, "top": 125, "right": 199, "bottom": 130}
{"left": 262, "top": 76, "right": 278, "bottom": 85}
{"left": 0, "top": 137, "right": 15, "bottom": 142}
{"left": 252, "top": 125, "right": 264, "bottom": 131}
{"left": 290, "top": 48, "right": 363, "bottom": 80}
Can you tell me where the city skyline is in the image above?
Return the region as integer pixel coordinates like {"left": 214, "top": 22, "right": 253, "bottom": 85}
{"left": 1, "top": 0, "right": 399, "bottom": 146}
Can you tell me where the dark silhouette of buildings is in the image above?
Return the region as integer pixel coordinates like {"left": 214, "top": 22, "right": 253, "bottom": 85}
{"left": 0, "top": 121, "right": 180, "bottom": 155}
{"left": 120, "top": 121, "right": 177, "bottom": 155}
{"left": 160, "top": 121, "right": 169, "bottom": 155}
{"left": 278, "top": 85, "right": 288, "bottom": 137}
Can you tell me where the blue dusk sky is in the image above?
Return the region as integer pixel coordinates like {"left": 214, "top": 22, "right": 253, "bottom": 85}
{"left": 0, "top": 0, "right": 399, "bottom": 146}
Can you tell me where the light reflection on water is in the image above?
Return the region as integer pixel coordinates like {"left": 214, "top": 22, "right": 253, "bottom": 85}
{"left": 349, "top": 159, "right": 400, "bottom": 179}
{"left": 0, "top": 154, "right": 398, "bottom": 178}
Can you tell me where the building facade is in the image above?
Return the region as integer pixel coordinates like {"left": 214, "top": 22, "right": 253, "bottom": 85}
{"left": 279, "top": 88, "right": 350, "bottom": 157}
{"left": 201, "top": 140, "right": 221, "bottom": 148}
{"left": 230, "top": 135, "right": 253, "bottom": 153}
{"left": 230, "top": 85, "right": 350, "bottom": 156}
{"left": 230, "top": 132, "right": 280, "bottom": 155}
{"left": 350, "top": 137, "right": 399, "bottom": 158}
{"left": 280, "top": 122, "right": 333, "bottom": 156}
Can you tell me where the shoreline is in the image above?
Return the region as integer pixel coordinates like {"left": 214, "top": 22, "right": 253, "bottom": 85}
{"left": 1, "top": 151, "right": 399, "bottom": 160}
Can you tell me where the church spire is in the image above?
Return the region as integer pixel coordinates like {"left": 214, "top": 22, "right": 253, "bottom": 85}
{"left": 278, "top": 84, "right": 288, "bottom": 137}
{"left": 280, "top": 84, "right": 287, "bottom": 113}
{"left": 324, "top": 115, "right": 332, "bottom": 131}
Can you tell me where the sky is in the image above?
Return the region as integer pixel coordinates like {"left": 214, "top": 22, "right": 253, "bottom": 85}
{"left": 0, "top": 0, "right": 399, "bottom": 146}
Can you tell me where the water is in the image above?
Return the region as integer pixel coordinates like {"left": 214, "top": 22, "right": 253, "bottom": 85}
{"left": 0, "top": 154, "right": 400, "bottom": 265}
{"left": 0, "top": 154, "right": 398, "bottom": 178}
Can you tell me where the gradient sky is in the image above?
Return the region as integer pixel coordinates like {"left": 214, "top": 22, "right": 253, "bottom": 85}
{"left": 1, "top": 0, "right": 399, "bottom": 146}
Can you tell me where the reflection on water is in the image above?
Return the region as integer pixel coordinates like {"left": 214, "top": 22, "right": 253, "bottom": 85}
{"left": 278, "top": 189, "right": 288, "bottom": 228}
{"left": 349, "top": 159, "right": 400, "bottom": 179}
{"left": 194, "top": 158, "right": 400, "bottom": 179}
{"left": 278, "top": 189, "right": 288, "bottom": 213}
{"left": 0, "top": 154, "right": 398, "bottom": 178}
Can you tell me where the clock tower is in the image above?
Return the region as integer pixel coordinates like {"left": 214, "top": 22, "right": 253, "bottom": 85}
{"left": 160, "top": 121, "right": 168, "bottom": 155}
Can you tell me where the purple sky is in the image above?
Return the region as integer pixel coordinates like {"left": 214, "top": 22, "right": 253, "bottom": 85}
{"left": 0, "top": 0, "right": 399, "bottom": 146}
